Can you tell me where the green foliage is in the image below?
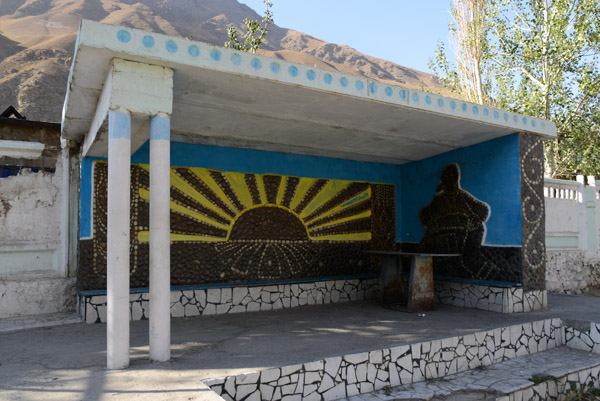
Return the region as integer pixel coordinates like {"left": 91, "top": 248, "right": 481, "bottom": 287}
{"left": 431, "top": 0, "right": 600, "bottom": 178}
{"left": 225, "top": 0, "right": 273, "bottom": 53}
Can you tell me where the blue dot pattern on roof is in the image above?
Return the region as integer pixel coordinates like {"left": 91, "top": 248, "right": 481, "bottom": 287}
{"left": 166, "top": 40, "right": 177, "bottom": 53}
{"left": 210, "top": 50, "right": 221, "bottom": 61}
{"left": 231, "top": 54, "right": 242, "bottom": 66}
{"left": 188, "top": 45, "right": 199, "bottom": 57}
{"left": 109, "top": 27, "right": 550, "bottom": 134}
{"left": 251, "top": 58, "right": 262, "bottom": 70}
{"left": 117, "top": 29, "right": 131, "bottom": 43}
{"left": 142, "top": 36, "right": 154, "bottom": 48}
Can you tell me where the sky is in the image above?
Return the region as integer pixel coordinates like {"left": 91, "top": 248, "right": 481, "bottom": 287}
{"left": 240, "top": 0, "right": 453, "bottom": 73}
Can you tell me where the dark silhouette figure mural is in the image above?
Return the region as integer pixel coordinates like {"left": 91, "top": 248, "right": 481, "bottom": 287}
{"left": 419, "top": 163, "right": 490, "bottom": 254}
{"left": 415, "top": 163, "right": 519, "bottom": 282}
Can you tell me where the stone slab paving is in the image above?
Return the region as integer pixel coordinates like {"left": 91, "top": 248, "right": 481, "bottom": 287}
{"left": 0, "top": 312, "right": 81, "bottom": 333}
{"left": 342, "top": 347, "right": 600, "bottom": 401}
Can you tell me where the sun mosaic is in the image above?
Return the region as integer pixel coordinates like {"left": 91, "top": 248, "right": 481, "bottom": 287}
{"left": 136, "top": 166, "right": 374, "bottom": 244}
{"left": 78, "top": 161, "right": 396, "bottom": 289}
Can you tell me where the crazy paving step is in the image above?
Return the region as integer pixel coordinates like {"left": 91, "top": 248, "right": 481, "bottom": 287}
{"left": 342, "top": 346, "right": 600, "bottom": 401}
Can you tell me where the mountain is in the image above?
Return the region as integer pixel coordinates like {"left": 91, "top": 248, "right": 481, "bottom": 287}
{"left": 0, "top": 0, "right": 442, "bottom": 123}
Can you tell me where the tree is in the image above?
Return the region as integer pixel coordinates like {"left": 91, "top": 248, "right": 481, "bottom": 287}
{"left": 225, "top": 0, "right": 274, "bottom": 53}
{"left": 430, "top": 0, "right": 493, "bottom": 105}
{"left": 431, "top": 0, "right": 600, "bottom": 178}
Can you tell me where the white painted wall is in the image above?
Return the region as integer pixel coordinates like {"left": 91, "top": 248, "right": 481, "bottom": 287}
{"left": 544, "top": 176, "right": 600, "bottom": 293}
{"left": 0, "top": 158, "right": 63, "bottom": 275}
{"left": 0, "top": 146, "right": 77, "bottom": 318}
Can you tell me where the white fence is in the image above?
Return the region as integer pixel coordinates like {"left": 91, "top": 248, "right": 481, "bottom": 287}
{"left": 544, "top": 176, "right": 600, "bottom": 293}
{"left": 544, "top": 176, "right": 600, "bottom": 251}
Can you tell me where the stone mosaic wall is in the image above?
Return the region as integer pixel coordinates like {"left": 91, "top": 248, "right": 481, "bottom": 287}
{"left": 520, "top": 134, "right": 546, "bottom": 291}
{"left": 564, "top": 320, "right": 600, "bottom": 354}
{"left": 203, "top": 319, "right": 563, "bottom": 401}
{"left": 435, "top": 280, "right": 547, "bottom": 313}
{"left": 79, "top": 162, "right": 395, "bottom": 290}
{"left": 498, "top": 365, "right": 600, "bottom": 401}
{"left": 546, "top": 251, "right": 600, "bottom": 294}
{"left": 80, "top": 277, "right": 379, "bottom": 324}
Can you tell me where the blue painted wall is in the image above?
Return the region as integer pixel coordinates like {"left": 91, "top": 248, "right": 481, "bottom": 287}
{"left": 397, "top": 134, "right": 522, "bottom": 245}
{"left": 80, "top": 135, "right": 522, "bottom": 245}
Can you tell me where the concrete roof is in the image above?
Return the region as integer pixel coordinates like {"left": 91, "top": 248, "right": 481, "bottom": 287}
{"left": 62, "top": 20, "right": 556, "bottom": 164}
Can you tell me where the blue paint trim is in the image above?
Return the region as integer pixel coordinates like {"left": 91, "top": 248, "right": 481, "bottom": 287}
{"left": 434, "top": 275, "right": 522, "bottom": 288}
{"left": 108, "top": 110, "right": 131, "bottom": 140}
{"left": 150, "top": 114, "right": 170, "bottom": 141}
{"left": 117, "top": 29, "right": 131, "bottom": 43}
{"left": 79, "top": 158, "right": 95, "bottom": 238}
{"left": 78, "top": 273, "right": 380, "bottom": 296}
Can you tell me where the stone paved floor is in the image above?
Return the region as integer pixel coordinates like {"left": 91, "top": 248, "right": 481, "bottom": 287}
{"left": 342, "top": 347, "right": 600, "bottom": 401}
{"left": 0, "top": 312, "right": 81, "bottom": 333}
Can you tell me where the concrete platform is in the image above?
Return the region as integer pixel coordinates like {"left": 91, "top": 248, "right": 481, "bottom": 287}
{"left": 1, "top": 294, "right": 600, "bottom": 400}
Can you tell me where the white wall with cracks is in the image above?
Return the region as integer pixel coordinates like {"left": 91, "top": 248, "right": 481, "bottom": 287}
{"left": 0, "top": 148, "right": 76, "bottom": 318}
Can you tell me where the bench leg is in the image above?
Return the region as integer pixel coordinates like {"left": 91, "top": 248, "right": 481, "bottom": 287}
{"left": 407, "top": 256, "right": 435, "bottom": 312}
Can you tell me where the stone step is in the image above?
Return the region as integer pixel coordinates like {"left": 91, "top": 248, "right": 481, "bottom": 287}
{"left": 0, "top": 312, "right": 81, "bottom": 333}
{"left": 342, "top": 346, "right": 600, "bottom": 401}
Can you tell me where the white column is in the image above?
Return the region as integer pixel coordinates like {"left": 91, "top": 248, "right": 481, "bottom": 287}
{"left": 149, "top": 113, "right": 171, "bottom": 362}
{"left": 106, "top": 109, "right": 131, "bottom": 370}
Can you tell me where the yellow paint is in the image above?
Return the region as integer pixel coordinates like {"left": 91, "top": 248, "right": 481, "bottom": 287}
{"left": 289, "top": 177, "right": 320, "bottom": 211}
{"left": 138, "top": 231, "right": 226, "bottom": 243}
{"left": 257, "top": 175, "right": 267, "bottom": 204}
{"left": 276, "top": 176, "right": 287, "bottom": 206}
{"left": 223, "top": 171, "right": 253, "bottom": 209}
{"left": 190, "top": 168, "right": 240, "bottom": 213}
{"left": 309, "top": 210, "right": 372, "bottom": 231}
{"left": 225, "top": 204, "right": 310, "bottom": 241}
{"left": 139, "top": 188, "right": 230, "bottom": 230}
{"left": 305, "top": 188, "right": 371, "bottom": 224}
{"left": 300, "top": 180, "right": 351, "bottom": 219}
{"left": 169, "top": 170, "right": 232, "bottom": 221}
{"left": 311, "top": 232, "right": 372, "bottom": 241}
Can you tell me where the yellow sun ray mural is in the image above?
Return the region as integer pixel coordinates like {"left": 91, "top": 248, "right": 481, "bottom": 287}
{"left": 82, "top": 161, "right": 396, "bottom": 288}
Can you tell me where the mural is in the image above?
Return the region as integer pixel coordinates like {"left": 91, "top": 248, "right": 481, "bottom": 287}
{"left": 78, "top": 162, "right": 396, "bottom": 290}
{"left": 401, "top": 162, "right": 523, "bottom": 283}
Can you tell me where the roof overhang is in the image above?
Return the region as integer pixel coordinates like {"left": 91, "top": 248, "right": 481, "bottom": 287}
{"left": 62, "top": 20, "right": 557, "bottom": 164}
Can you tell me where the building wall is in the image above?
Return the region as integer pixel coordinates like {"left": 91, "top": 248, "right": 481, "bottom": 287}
{"left": 0, "top": 119, "right": 77, "bottom": 318}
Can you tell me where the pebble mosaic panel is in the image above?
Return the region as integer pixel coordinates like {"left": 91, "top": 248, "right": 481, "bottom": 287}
{"left": 520, "top": 134, "right": 546, "bottom": 290}
{"left": 81, "top": 277, "right": 380, "bottom": 324}
{"left": 203, "top": 319, "right": 563, "bottom": 401}
{"left": 79, "top": 162, "right": 395, "bottom": 290}
{"left": 435, "top": 281, "right": 547, "bottom": 313}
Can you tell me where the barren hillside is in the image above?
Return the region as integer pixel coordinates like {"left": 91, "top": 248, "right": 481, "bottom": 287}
{"left": 0, "top": 0, "right": 442, "bottom": 122}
